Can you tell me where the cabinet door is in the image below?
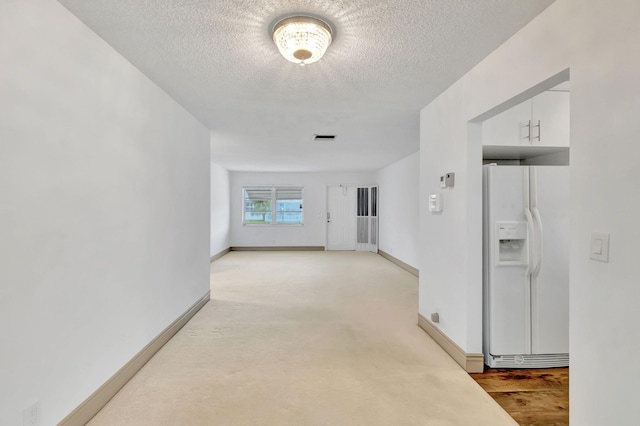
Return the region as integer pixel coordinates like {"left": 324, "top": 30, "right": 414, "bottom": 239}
{"left": 482, "top": 99, "right": 532, "bottom": 146}
{"left": 532, "top": 91, "right": 570, "bottom": 147}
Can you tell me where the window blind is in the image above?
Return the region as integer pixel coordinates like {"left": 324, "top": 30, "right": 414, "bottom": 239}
{"left": 275, "top": 187, "right": 303, "bottom": 200}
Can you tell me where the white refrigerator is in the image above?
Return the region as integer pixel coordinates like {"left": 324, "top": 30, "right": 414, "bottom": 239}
{"left": 483, "top": 164, "right": 569, "bottom": 368}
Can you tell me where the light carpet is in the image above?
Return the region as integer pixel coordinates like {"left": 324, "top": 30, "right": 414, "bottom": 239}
{"left": 88, "top": 251, "right": 516, "bottom": 425}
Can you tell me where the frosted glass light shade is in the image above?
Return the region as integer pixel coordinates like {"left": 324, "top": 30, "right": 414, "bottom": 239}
{"left": 272, "top": 16, "right": 333, "bottom": 66}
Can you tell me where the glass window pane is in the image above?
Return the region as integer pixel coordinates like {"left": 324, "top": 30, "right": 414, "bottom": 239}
{"left": 275, "top": 187, "right": 303, "bottom": 225}
{"left": 276, "top": 199, "right": 302, "bottom": 212}
{"left": 244, "top": 211, "right": 272, "bottom": 225}
{"left": 275, "top": 211, "right": 303, "bottom": 224}
{"left": 244, "top": 188, "right": 273, "bottom": 225}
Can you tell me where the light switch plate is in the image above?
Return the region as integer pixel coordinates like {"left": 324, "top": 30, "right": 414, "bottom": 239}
{"left": 428, "top": 193, "right": 442, "bottom": 213}
{"left": 590, "top": 232, "right": 610, "bottom": 262}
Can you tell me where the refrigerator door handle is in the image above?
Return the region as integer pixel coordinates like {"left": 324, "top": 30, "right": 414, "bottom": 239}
{"left": 524, "top": 167, "right": 536, "bottom": 278}
{"left": 524, "top": 207, "right": 535, "bottom": 278}
{"left": 532, "top": 207, "right": 544, "bottom": 277}
{"left": 530, "top": 167, "right": 543, "bottom": 278}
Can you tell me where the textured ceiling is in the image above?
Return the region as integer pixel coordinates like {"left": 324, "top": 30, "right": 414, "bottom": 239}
{"left": 58, "top": 0, "right": 555, "bottom": 172}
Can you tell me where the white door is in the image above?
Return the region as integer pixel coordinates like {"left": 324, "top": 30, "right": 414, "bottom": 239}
{"left": 326, "top": 185, "right": 356, "bottom": 250}
{"left": 530, "top": 166, "right": 570, "bottom": 354}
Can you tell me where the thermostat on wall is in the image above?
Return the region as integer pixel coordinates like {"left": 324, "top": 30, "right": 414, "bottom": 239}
{"left": 439, "top": 172, "right": 455, "bottom": 188}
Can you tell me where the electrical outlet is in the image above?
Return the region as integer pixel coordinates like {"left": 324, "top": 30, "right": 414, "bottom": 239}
{"left": 23, "top": 401, "right": 41, "bottom": 426}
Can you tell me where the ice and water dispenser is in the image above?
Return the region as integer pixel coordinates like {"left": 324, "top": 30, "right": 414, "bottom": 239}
{"left": 496, "top": 222, "right": 528, "bottom": 265}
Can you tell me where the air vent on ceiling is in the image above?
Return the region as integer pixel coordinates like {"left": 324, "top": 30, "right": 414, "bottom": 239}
{"left": 313, "top": 134, "right": 337, "bottom": 141}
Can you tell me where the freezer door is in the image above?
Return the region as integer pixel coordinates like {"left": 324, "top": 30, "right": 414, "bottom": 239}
{"left": 530, "top": 166, "right": 570, "bottom": 354}
{"left": 484, "top": 166, "right": 531, "bottom": 356}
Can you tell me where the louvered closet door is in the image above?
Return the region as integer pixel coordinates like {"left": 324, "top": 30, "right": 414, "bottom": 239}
{"left": 356, "top": 186, "right": 378, "bottom": 253}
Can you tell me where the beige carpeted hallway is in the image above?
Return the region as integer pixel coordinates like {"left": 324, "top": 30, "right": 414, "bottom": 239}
{"left": 88, "top": 251, "right": 516, "bottom": 425}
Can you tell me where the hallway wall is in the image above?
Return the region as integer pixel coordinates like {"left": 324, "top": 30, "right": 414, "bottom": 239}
{"left": 419, "top": 0, "right": 640, "bottom": 423}
{"left": 376, "top": 152, "right": 420, "bottom": 269}
{"left": 0, "top": 0, "right": 210, "bottom": 423}
{"left": 210, "top": 160, "right": 231, "bottom": 256}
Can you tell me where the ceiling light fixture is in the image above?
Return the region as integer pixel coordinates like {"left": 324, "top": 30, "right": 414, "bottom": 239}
{"left": 272, "top": 15, "right": 333, "bottom": 66}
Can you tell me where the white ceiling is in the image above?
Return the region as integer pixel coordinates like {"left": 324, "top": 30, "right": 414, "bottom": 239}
{"left": 58, "top": 0, "right": 555, "bottom": 172}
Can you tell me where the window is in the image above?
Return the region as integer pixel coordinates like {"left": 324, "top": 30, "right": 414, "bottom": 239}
{"left": 243, "top": 188, "right": 273, "bottom": 225}
{"left": 243, "top": 186, "right": 303, "bottom": 225}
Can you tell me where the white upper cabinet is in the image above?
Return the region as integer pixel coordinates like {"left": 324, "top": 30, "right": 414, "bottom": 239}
{"left": 483, "top": 90, "right": 570, "bottom": 148}
{"left": 482, "top": 98, "right": 531, "bottom": 146}
{"left": 532, "top": 91, "right": 570, "bottom": 147}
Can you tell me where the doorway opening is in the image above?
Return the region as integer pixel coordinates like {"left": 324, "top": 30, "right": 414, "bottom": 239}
{"left": 326, "top": 185, "right": 378, "bottom": 253}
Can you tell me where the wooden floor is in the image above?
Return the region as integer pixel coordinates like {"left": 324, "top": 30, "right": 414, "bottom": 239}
{"left": 469, "top": 368, "right": 569, "bottom": 426}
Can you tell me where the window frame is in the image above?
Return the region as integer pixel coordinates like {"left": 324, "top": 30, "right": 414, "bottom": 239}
{"left": 242, "top": 185, "right": 304, "bottom": 226}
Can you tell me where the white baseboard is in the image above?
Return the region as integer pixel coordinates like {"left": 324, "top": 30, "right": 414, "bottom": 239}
{"left": 417, "top": 313, "right": 484, "bottom": 373}
{"left": 59, "top": 291, "right": 211, "bottom": 425}
{"left": 230, "top": 246, "right": 325, "bottom": 251}
{"left": 210, "top": 247, "right": 231, "bottom": 263}
{"left": 378, "top": 250, "right": 419, "bottom": 277}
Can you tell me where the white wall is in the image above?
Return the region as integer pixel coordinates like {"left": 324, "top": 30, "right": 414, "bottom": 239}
{"left": 0, "top": 1, "right": 210, "bottom": 424}
{"left": 230, "top": 172, "right": 375, "bottom": 247}
{"left": 376, "top": 152, "right": 420, "bottom": 269}
{"left": 210, "top": 160, "right": 231, "bottom": 257}
{"left": 419, "top": 0, "right": 640, "bottom": 423}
